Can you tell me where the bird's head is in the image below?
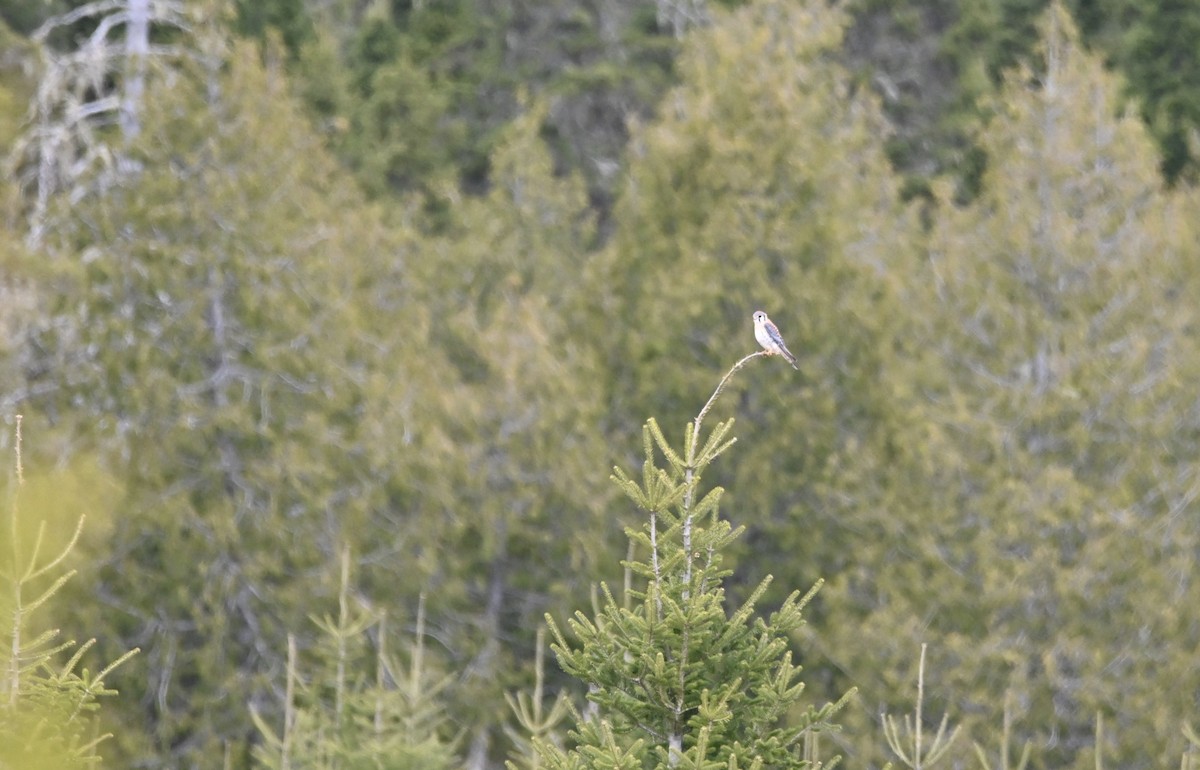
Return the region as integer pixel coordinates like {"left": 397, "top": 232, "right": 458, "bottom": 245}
{"left": 752, "top": 311, "right": 767, "bottom": 324}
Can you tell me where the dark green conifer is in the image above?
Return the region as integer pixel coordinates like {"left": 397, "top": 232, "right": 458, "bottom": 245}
{"left": 535, "top": 359, "right": 853, "bottom": 769}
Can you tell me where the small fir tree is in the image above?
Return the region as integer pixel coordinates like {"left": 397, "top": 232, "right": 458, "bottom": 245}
{"left": 880, "top": 645, "right": 960, "bottom": 770}
{"left": 251, "top": 549, "right": 458, "bottom": 770}
{"left": 535, "top": 355, "right": 854, "bottom": 769}
{"left": 505, "top": 627, "right": 572, "bottom": 770}
{"left": 0, "top": 416, "right": 139, "bottom": 768}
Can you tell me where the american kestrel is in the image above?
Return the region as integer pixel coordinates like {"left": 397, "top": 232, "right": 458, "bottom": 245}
{"left": 753, "top": 311, "right": 798, "bottom": 369}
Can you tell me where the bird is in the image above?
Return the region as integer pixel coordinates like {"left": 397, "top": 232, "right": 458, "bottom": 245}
{"left": 752, "top": 311, "right": 798, "bottom": 369}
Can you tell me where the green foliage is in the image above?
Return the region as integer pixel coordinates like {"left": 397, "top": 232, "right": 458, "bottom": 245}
{"left": 818, "top": 5, "right": 1200, "bottom": 767}
{"left": 252, "top": 551, "right": 458, "bottom": 770}
{"left": 395, "top": 100, "right": 618, "bottom": 766}
{"left": 283, "top": 0, "right": 683, "bottom": 204}
{"left": 0, "top": 418, "right": 138, "bottom": 769}
{"left": 0, "top": 17, "right": 34, "bottom": 151}
{"left": 972, "top": 693, "right": 1032, "bottom": 770}
{"left": 1111, "top": 0, "right": 1200, "bottom": 182}
{"left": 584, "top": 0, "right": 923, "bottom": 663}
{"left": 5, "top": 0, "right": 1200, "bottom": 768}
{"left": 12, "top": 19, "right": 618, "bottom": 765}
{"left": 1064, "top": 0, "right": 1200, "bottom": 183}
{"left": 0, "top": 0, "right": 69, "bottom": 37}
{"left": 314, "top": 0, "right": 497, "bottom": 197}
{"left": 233, "top": 0, "right": 314, "bottom": 57}
{"left": 338, "top": 45, "right": 465, "bottom": 197}
{"left": 16, "top": 30, "right": 435, "bottom": 767}
{"left": 504, "top": 628, "right": 572, "bottom": 770}
{"left": 847, "top": 0, "right": 1200, "bottom": 196}
{"left": 538, "top": 382, "right": 853, "bottom": 769}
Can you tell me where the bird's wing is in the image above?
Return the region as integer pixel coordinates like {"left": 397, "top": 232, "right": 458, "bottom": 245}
{"left": 765, "top": 320, "right": 786, "bottom": 347}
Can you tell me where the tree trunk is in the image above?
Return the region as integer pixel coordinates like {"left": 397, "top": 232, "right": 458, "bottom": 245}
{"left": 121, "top": 0, "right": 150, "bottom": 143}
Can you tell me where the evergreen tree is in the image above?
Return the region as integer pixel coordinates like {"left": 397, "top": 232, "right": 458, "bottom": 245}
{"left": 282, "top": 0, "right": 685, "bottom": 208}
{"left": 845, "top": 0, "right": 1200, "bottom": 195}
{"left": 396, "top": 102, "right": 619, "bottom": 770}
{"left": 1063, "top": 0, "right": 1200, "bottom": 183}
{"left": 1, "top": 417, "right": 138, "bottom": 769}
{"left": 535, "top": 361, "right": 853, "bottom": 769}
{"left": 5, "top": 1, "right": 1199, "bottom": 767}
{"left": 12, "top": 31, "right": 438, "bottom": 768}
{"left": 233, "top": 0, "right": 314, "bottom": 59}
{"left": 822, "top": 5, "right": 1200, "bottom": 766}
{"left": 252, "top": 551, "right": 458, "bottom": 770}
{"left": 581, "top": 0, "right": 923, "bottom": 660}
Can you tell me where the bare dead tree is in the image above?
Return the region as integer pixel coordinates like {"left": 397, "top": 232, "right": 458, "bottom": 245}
{"left": 9, "top": 0, "right": 194, "bottom": 248}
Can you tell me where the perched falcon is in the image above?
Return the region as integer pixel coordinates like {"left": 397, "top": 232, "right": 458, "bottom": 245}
{"left": 752, "top": 311, "right": 798, "bottom": 369}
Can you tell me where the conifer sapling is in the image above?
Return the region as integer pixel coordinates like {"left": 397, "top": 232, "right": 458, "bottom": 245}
{"left": 534, "top": 351, "right": 854, "bottom": 769}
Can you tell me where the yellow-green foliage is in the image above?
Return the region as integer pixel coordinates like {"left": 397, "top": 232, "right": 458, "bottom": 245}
{"left": 3, "top": 1, "right": 1200, "bottom": 769}
{"left": 1, "top": 419, "right": 137, "bottom": 769}
{"left": 818, "top": 6, "right": 1200, "bottom": 768}
{"left": 17, "top": 34, "right": 441, "bottom": 766}
{"left": 251, "top": 554, "right": 458, "bottom": 770}
{"left": 582, "top": 1, "right": 924, "bottom": 612}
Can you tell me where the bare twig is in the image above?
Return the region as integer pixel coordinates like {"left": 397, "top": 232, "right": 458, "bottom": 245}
{"left": 681, "top": 351, "right": 766, "bottom": 597}
{"left": 691, "top": 351, "right": 768, "bottom": 451}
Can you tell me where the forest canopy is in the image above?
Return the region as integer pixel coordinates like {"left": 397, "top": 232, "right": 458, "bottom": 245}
{"left": 2, "top": 1, "right": 1199, "bottom": 769}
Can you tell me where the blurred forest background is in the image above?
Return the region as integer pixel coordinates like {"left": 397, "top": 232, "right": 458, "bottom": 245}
{"left": 1, "top": 0, "right": 1199, "bottom": 768}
